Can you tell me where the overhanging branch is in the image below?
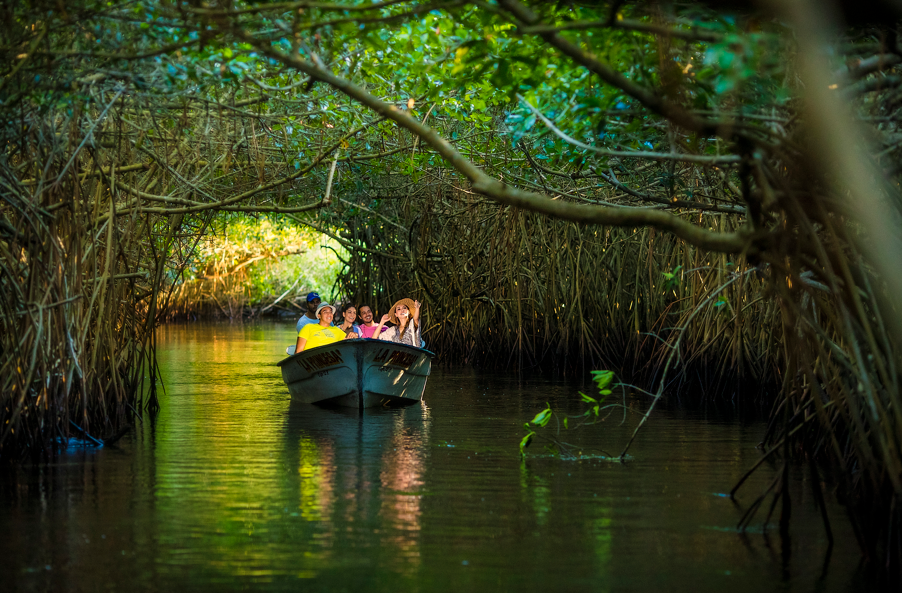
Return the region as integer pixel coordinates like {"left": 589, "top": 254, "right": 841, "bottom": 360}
{"left": 235, "top": 30, "right": 754, "bottom": 254}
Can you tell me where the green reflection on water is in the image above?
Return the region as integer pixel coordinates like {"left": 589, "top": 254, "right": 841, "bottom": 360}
{"left": 0, "top": 323, "right": 869, "bottom": 593}
{"left": 151, "top": 322, "right": 436, "bottom": 587}
{"left": 593, "top": 510, "right": 613, "bottom": 593}
{"left": 297, "top": 436, "right": 329, "bottom": 523}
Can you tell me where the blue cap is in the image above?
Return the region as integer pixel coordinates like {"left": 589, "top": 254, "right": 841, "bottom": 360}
{"left": 306, "top": 291, "right": 321, "bottom": 302}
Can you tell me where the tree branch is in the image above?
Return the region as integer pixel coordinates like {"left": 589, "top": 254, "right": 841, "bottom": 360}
{"left": 517, "top": 93, "right": 742, "bottom": 164}
{"left": 234, "top": 29, "right": 754, "bottom": 254}
{"left": 497, "top": 0, "right": 741, "bottom": 138}
{"left": 521, "top": 18, "right": 723, "bottom": 43}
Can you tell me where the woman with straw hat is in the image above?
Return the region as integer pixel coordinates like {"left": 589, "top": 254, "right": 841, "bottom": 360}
{"left": 295, "top": 302, "right": 358, "bottom": 353}
{"left": 373, "top": 298, "right": 422, "bottom": 347}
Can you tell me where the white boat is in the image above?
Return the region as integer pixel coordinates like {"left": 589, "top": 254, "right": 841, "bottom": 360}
{"left": 277, "top": 338, "right": 434, "bottom": 408}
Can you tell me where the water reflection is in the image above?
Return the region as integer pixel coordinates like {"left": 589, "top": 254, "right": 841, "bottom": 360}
{"left": 0, "top": 322, "right": 874, "bottom": 592}
{"left": 144, "top": 323, "right": 435, "bottom": 585}
{"left": 279, "top": 402, "right": 431, "bottom": 577}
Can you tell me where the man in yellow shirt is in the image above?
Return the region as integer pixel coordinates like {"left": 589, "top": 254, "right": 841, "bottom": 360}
{"left": 295, "top": 303, "right": 358, "bottom": 352}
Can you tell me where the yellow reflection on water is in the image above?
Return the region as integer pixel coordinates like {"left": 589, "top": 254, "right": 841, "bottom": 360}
{"left": 297, "top": 436, "right": 334, "bottom": 523}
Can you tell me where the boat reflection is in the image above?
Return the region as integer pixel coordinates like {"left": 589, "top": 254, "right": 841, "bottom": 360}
{"left": 282, "top": 401, "right": 431, "bottom": 573}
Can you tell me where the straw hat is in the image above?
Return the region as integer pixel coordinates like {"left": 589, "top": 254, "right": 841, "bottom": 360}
{"left": 389, "top": 298, "right": 417, "bottom": 326}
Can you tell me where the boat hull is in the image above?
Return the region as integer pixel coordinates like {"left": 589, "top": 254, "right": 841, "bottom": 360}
{"left": 277, "top": 339, "right": 433, "bottom": 408}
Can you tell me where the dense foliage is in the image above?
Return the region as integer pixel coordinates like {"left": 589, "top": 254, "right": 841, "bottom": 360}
{"left": 3, "top": 0, "right": 902, "bottom": 579}
{"left": 168, "top": 217, "right": 347, "bottom": 319}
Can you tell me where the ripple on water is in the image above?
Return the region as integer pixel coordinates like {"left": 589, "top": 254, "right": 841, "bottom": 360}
{"left": 0, "top": 321, "right": 870, "bottom": 593}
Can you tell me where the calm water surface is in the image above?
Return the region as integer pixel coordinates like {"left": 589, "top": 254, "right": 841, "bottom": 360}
{"left": 1, "top": 322, "right": 868, "bottom": 592}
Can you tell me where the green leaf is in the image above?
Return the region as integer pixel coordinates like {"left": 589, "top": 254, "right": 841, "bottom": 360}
{"left": 530, "top": 404, "right": 552, "bottom": 427}
{"left": 579, "top": 391, "right": 597, "bottom": 404}
{"left": 590, "top": 370, "right": 614, "bottom": 390}
{"left": 519, "top": 431, "right": 535, "bottom": 455}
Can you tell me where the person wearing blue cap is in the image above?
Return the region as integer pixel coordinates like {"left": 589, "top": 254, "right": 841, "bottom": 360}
{"left": 296, "top": 291, "right": 322, "bottom": 332}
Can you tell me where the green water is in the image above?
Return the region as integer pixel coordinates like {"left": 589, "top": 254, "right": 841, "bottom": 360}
{"left": 0, "top": 322, "right": 867, "bottom": 592}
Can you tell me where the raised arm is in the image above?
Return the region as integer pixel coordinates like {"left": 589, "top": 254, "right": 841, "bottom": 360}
{"left": 412, "top": 300, "right": 421, "bottom": 324}
{"left": 373, "top": 313, "right": 390, "bottom": 333}
{"left": 374, "top": 314, "right": 391, "bottom": 340}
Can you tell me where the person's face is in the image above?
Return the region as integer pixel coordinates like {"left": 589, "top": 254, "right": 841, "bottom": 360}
{"left": 360, "top": 306, "right": 373, "bottom": 323}
{"left": 395, "top": 304, "right": 410, "bottom": 319}
{"left": 343, "top": 307, "right": 356, "bottom": 323}
{"left": 319, "top": 308, "right": 333, "bottom": 323}
{"left": 307, "top": 297, "right": 321, "bottom": 313}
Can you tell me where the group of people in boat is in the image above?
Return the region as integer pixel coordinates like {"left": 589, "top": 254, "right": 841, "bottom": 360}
{"left": 294, "top": 291, "right": 423, "bottom": 353}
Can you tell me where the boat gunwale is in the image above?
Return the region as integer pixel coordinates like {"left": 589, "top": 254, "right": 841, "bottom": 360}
{"left": 276, "top": 337, "right": 435, "bottom": 367}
